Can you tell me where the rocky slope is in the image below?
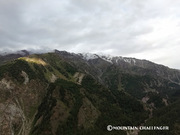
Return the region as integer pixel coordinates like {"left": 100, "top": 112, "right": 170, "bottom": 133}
{"left": 0, "top": 50, "right": 179, "bottom": 135}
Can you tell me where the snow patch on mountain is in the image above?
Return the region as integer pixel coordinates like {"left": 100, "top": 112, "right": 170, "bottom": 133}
{"left": 99, "top": 54, "right": 113, "bottom": 64}
{"left": 80, "top": 53, "right": 114, "bottom": 63}
{"left": 80, "top": 53, "right": 99, "bottom": 60}
{"left": 123, "top": 58, "right": 131, "bottom": 64}
{"left": 80, "top": 53, "right": 138, "bottom": 65}
{"left": 57, "top": 50, "right": 141, "bottom": 66}
{"left": 123, "top": 58, "right": 136, "bottom": 65}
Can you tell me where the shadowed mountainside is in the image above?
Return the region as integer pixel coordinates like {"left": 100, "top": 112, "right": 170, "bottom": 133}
{"left": 0, "top": 50, "right": 179, "bottom": 135}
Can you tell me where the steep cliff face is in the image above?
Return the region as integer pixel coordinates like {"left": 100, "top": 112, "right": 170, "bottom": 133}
{"left": 0, "top": 60, "right": 47, "bottom": 135}
{"left": 0, "top": 50, "right": 179, "bottom": 135}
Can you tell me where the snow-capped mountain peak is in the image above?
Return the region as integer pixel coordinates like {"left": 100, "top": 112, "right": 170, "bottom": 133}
{"left": 98, "top": 54, "right": 113, "bottom": 64}
{"left": 79, "top": 53, "right": 99, "bottom": 60}
{"left": 79, "top": 52, "right": 137, "bottom": 65}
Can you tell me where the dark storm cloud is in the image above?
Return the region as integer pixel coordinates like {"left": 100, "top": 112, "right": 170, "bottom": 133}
{"left": 0, "top": 0, "right": 180, "bottom": 68}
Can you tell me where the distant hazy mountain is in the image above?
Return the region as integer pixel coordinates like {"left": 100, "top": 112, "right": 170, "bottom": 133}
{"left": 0, "top": 50, "right": 179, "bottom": 135}
{"left": 0, "top": 50, "right": 30, "bottom": 65}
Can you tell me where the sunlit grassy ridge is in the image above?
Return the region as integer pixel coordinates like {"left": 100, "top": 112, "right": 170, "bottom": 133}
{"left": 19, "top": 57, "right": 47, "bottom": 66}
{"left": 18, "top": 53, "right": 78, "bottom": 83}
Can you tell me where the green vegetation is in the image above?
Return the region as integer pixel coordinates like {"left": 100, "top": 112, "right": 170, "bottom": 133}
{"left": 31, "top": 79, "right": 83, "bottom": 135}
{"left": 0, "top": 52, "right": 179, "bottom": 135}
{"left": 121, "top": 74, "right": 152, "bottom": 99}
{"left": 147, "top": 92, "right": 165, "bottom": 108}
{"left": 0, "top": 59, "right": 36, "bottom": 83}
{"left": 139, "top": 100, "right": 180, "bottom": 135}
{"left": 82, "top": 75, "right": 149, "bottom": 126}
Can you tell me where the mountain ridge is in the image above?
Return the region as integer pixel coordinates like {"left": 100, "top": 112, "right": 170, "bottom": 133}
{"left": 0, "top": 49, "right": 179, "bottom": 135}
{"left": 1, "top": 49, "right": 180, "bottom": 85}
{"left": 1, "top": 49, "right": 179, "bottom": 69}
{"left": 53, "top": 50, "right": 180, "bottom": 84}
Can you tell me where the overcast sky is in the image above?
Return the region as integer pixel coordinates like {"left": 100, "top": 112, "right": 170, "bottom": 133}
{"left": 0, "top": 0, "right": 180, "bottom": 69}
